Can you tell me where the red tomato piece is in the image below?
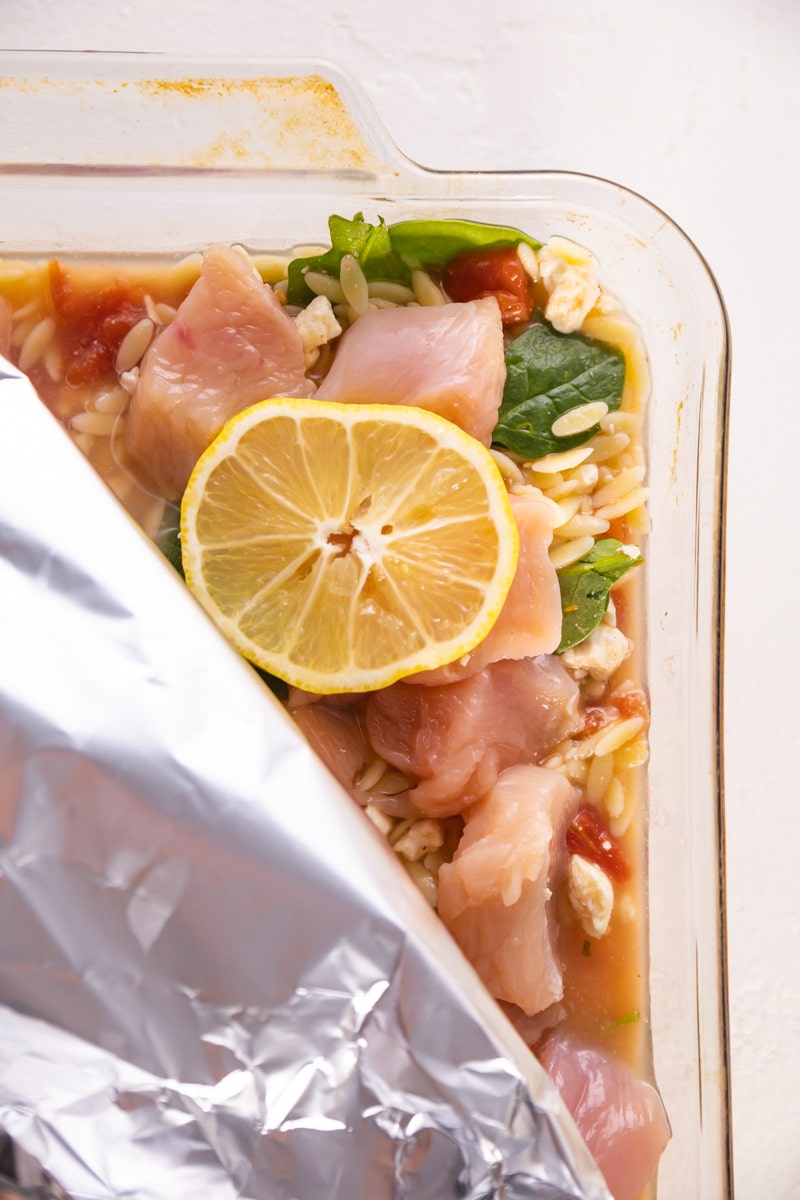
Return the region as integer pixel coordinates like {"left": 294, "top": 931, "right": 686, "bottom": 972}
{"left": 441, "top": 246, "right": 534, "bottom": 325}
{"left": 615, "top": 688, "right": 649, "bottom": 722}
{"left": 566, "top": 807, "right": 631, "bottom": 881}
{"left": 64, "top": 299, "right": 144, "bottom": 387}
{"left": 45, "top": 262, "right": 148, "bottom": 387}
{"left": 48, "top": 260, "right": 75, "bottom": 318}
{"left": 576, "top": 707, "right": 611, "bottom": 740}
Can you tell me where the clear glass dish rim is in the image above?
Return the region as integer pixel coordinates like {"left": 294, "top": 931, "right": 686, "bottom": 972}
{"left": 0, "top": 49, "right": 734, "bottom": 1200}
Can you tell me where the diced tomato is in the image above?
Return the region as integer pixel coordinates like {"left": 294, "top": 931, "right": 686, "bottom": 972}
{"left": 577, "top": 707, "right": 611, "bottom": 740}
{"left": 566, "top": 807, "right": 630, "bottom": 881}
{"left": 46, "top": 262, "right": 148, "bottom": 387}
{"left": 608, "top": 516, "right": 634, "bottom": 546}
{"left": 48, "top": 260, "right": 74, "bottom": 317}
{"left": 441, "top": 246, "right": 534, "bottom": 325}
{"left": 614, "top": 688, "right": 649, "bottom": 722}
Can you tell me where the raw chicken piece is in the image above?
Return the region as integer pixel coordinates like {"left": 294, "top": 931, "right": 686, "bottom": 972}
{"left": 411, "top": 490, "right": 562, "bottom": 685}
{"left": 538, "top": 1029, "right": 671, "bottom": 1200}
{"left": 125, "top": 245, "right": 311, "bottom": 498}
{"left": 315, "top": 297, "right": 505, "bottom": 445}
{"left": 438, "top": 764, "right": 578, "bottom": 1016}
{"left": 290, "top": 701, "right": 370, "bottom": 796}
{"left": 365, "top": 656, "right": 580, "bottom": 818}
{"left": 288, "top": 691, "right": 421, "bottom": 819}
{"left": 499, "top": 999, "right": 565, "bottom": 1049}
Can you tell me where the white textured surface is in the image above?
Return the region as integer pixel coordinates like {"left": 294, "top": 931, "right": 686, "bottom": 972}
{"left": 4, "top": 1, "right": 800, "bottom": 1195}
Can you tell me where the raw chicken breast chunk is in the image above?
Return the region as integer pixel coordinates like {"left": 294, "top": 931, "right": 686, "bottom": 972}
{"left": 125, "top": 244, "right": 311, "bottom": 498}
{"left": 290, "top": 701, "right": 370, "bottom": 798}
{"left": 315, "top": 297, "right": 505, "bottom": 445}
{"left": 538, "top": 1029, "right": 671, "bottom": 1200}
{"left": 365, "top": 656, "right": 580, "bottom": 818}
{"left": 412, "top": 490, "right": 563, "bottom": 685}
{"left": 438, "top": 764, "right": 578, "bottom": 1016}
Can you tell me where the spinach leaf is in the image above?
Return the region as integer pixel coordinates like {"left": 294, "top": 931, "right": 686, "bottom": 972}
{"left": 387, "top": 218, "right": 541, "bottom": 269}
{"left": 287, "top": 213, "right": 411, "bottom": 305}
{"left": 286, "top": 214, "right": 543, "bottom": 305}
{"left": 158, "top": 523, "right": 184, "bottom": 578}
{"left": 557, "top": 539, "right": 642, "bottom": 653}
{"left": 493, "top": 322, "right": 625, "bottom": 459}
{"left": 252, "top": 664, "right": 290, "bottom": 702}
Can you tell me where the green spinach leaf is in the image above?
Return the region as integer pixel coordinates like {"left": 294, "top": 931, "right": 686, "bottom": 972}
{"left": 493, "top": 322, "right": 625, "bottom": 459}
{"left": 286, "top": 214, "right": 543, "bottom": 305}
{"left": 252, "top": 664, "right": 290, "bottom": 702}
{"left": 557, "top": 539, "right": 642, "bottom": 653}
{"left": 158, "top": 523, "right": 184, "bottom": 578}
{"left": 287, "top": 213, "right": 411, "bottom": 305}
{"left": 387, "top": 218, "right": 541, "bottom": 269}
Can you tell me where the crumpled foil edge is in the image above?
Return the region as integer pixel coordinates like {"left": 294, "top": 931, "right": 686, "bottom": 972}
{"left": 0, "top": 361, "right": 610, "bottom": 1200}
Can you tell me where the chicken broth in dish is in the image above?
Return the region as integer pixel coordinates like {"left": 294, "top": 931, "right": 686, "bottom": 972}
{"left": 0, "top": 216, "right": 667, "bottom": 1200}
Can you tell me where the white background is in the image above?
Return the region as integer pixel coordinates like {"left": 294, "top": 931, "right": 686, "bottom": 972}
{"left": 3, "top": 1, "right": 799, "bottom": 1195}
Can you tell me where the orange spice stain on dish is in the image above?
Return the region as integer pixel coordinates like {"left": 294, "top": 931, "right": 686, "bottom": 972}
{"left": 671, "top": 395, "right": 686, "bottom": 486}
{"left": 193, "top": 131, "right": 255, "bottom": 166}
{"left": 669, "top": 324, "right": 684, "bottom": 484}
{"left": 0, "top": 74, "right": 375, "bottom": 172}
{"left": 134, "top": 75, "right": 375, "bottom": 171}
{"left": 0, "top": 75, "right": 48, "bottom": 92}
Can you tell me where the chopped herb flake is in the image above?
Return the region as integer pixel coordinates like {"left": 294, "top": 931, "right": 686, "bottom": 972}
{"left": 612, "top": 1010, "right": 641, "bottom": 1029}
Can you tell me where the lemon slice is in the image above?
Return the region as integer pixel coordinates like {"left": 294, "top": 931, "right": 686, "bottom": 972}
{"left": 180, "top": 397, "right": 519, "bottom": 693}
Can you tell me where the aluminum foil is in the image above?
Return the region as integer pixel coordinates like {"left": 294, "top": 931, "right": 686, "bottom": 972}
{"left": 0, "top": 361, "right": 611, "bottom": 1200}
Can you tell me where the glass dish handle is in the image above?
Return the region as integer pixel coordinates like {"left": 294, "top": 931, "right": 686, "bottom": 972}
{"left": 0, "top": 52, "right": 404, "bottom": 178}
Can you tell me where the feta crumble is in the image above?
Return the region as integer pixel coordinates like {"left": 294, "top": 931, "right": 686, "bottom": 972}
{"left": 393, "top": 819, "right": 445, "bottom": 863}
{"left": 568, "top": 853, "right": 614, "bottom": 938}
{"left": 538, "top": 236, "right": 601, "bottom": 334}
{"left": 561, "top": 622, "right": 632, "bottom": 682}
{"left": 294, "top": 294, "right": 342, "bottom": 366}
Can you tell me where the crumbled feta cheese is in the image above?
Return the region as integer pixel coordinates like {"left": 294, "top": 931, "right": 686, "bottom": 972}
{"left": 294, "top": 294, "right": 343, "bottom": 361}
{"left": 603, "top": 596, "right": 617, "bottom": 628}
{"left": 561, "top": 622, "right": 632, "bottom": 682}
{"left": 538, "top": 236, "right": 601, "bottom": 333}
{"left": 568, "top": 853, "right": 614, "bottom": 938}
{"left": 393, "top": 818, "right": 445, "bottom": 863}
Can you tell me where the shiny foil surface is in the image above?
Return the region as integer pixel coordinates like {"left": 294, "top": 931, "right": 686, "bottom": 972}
{"left": 0, "top": 363, "right": 610, "bottom": 1200}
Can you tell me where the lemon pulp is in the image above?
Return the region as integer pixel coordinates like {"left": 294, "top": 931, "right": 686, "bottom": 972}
{"left": 180, "top": 397, "right": 519, "bottom": 693}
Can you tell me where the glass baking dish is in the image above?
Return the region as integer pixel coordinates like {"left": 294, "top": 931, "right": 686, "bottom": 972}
{"left": 0, "top": 51, "right": 732, "bottom": 1199}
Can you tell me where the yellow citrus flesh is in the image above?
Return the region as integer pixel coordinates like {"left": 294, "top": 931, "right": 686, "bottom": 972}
{"left": 180, "top": 397, "right": 519, "bottom": 693}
